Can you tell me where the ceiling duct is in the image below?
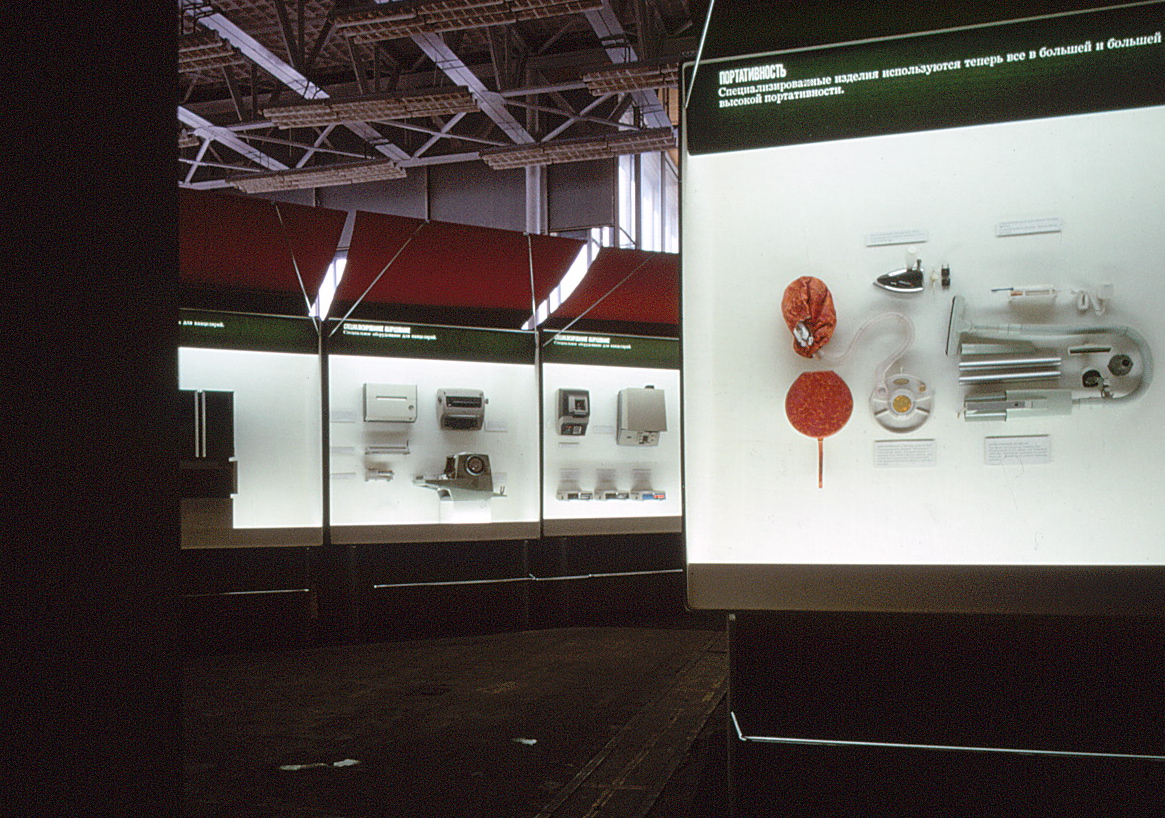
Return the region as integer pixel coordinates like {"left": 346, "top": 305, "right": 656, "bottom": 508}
{"left": 420, "top": 0, "right": 516, "bottom": 29}
{"left": 582, "top": 61, "right": 680, "bottom": 94}
{"left": 510, "top": 0, "right": 603, "bottom": 20}
{"left": 480, "top": 126, "right": 675, "bottom": 169}
{"left": 334, "top": 0, "right": 603, "bottom": 42}
{"left": 264, "top": 89, "right": 480, "bottom": 128}
{"left": 331, "top": 6, "right": 428, "bottom": 43}
{"left": 178, "top": 30, "right": 247, "bottom": 73}
{"left": 232, "top": 158, "right": 407, "bottom": 193}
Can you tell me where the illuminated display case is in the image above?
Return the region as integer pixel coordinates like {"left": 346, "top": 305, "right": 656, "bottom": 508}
{"left": 681, "top": 2, "right": 1165, "bottom": 614}
{"left": 326, "top": 320, "right": 541, "bottom": 543}
{"left": 178, "top": 310, "right": 323, "bottom": 547}
{"left": 541, "top": 331, "right": 682, "bottom": 535}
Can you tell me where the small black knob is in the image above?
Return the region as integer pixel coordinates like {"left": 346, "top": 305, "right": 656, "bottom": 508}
{"left": 1108, "top": 354, "right": 1133, "bottom": 376}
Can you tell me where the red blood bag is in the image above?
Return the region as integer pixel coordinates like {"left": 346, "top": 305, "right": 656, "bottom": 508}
{"left": 781, "top": 276, "right": 837, "bottom": 357}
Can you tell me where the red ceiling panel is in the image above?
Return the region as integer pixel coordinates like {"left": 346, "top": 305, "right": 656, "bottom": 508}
{"left": 179, "top": 189, "right": 347, "bottom": 299}
{"left": 548, "top": 247, "right": 679, "bottom": 327}
{"left": 336, "top": 210, "right": 584, "bottom": 313}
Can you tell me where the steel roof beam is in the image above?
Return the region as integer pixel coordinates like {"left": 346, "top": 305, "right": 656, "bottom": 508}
{"left": 194, "top": 10, "right": 409, "bottom": 164}
{"left": 583, "top": 2, "right": 671, "bottom": 129}
{"left": 371, "top": 117, "right": 506, "bottom": 148}
{"left": 411, "top": 31, "right": 535, "bottom": 144}
{"left": 363, "top": 0, "right": 533, "bottom": 144}
{"left": 413, "top": 111, "right": 470, "bottom": 159}
{"left": 196, "top": 12, "right": 327, "bottom": 100}
{"left": 178, "top": 107, "right": 288, "bottom": 171}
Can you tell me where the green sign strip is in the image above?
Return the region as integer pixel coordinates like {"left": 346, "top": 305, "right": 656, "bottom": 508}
{"left": 330, "top": 320, "right": 535, "bottom": 365}
{"left": 542, "top": 331, "right": 679, "bottom": 369}
{"left": 685, "top": 3, "right": 1165, "bottom": 155}
{"left": 179, "top": 313, "right": 675, "bottom": 367}
{"left": 179, "top": 309, "right": 318, "bottom": 353}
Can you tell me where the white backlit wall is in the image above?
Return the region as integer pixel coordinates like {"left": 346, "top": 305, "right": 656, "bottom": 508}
{"left": 681, "top": 4, "right": 1165, "bottom": 607}
{"left": 179, "top": 319, "right": 683, "bottom": 546}
{"left": 179, "top": 346, "right": 323, "bottom": 545}
{"left": 542, "top": 362, "right": 682, "bottom": 533}
{"left": 327, "top": 354, "right": 541, "bottom": 542}
{"left": 684, "top": 107, "right": 1165, "bottom": 568}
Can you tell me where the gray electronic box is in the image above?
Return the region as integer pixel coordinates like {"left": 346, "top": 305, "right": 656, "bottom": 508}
{"left": 437, "top": 388, "right": 487, "bottom": 430}
{"left": 363, "top": 383, "right": 418, "bottom": 422}
{"left": 616, "top": 385, "right": 666, "bottom": 446}
{"left": 556, "top": 388, "right": 590, "bottom": 436}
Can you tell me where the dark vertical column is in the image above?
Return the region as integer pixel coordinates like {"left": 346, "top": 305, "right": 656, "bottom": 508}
{"left": 320, "top": 318, "right": 331, "bottom": 548}
{"left": 311, "top": 318, "right": 359, "bottom": 644}
{"left": 1, "top": 6, "right": 180, "bottom": 815}
{"left": 524, "top": 326, "right": 546, "bottom": 630}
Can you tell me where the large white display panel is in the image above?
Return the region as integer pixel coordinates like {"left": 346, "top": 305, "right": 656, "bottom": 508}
{"left": 542, "top": 362, "right": 682, "bottom": 535}
{"left": 682, "top": 5, "right": 1165, "bottom": 612}
{"left": 328, "top": 353, "right": 541, "bottom": 542}
{"left": 179, "top": 346, "right": 323, "bottom": 547}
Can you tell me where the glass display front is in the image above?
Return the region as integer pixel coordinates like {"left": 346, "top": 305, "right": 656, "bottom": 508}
{"left": 681, "top": 3, "right": 1165, "bottom": 612}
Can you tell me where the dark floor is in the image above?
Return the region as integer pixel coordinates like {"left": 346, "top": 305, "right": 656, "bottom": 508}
{"left": 183, "top": 626, "right": 729, "bottom": 818}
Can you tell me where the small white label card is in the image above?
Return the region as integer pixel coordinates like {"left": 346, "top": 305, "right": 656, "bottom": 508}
{"left": 866, "top": 228, "right": 929, "bottom": 247}
{"left": 996, "top": 217, "right": 1063, "bottom": 237}
{"left": 873, "top": 439, "right": 937, "bottom": 468}
{"left": 984, "top": 435, "right": 1052, "bottom": 466}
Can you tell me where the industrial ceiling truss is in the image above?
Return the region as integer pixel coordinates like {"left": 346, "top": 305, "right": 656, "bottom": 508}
{"left": 177, "top": 0, "right": 695, "bottom": 191}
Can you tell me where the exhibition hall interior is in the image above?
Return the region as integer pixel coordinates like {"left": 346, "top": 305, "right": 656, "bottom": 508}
{"left": 5, "top": 1, "right": 1163, "bottom": 816}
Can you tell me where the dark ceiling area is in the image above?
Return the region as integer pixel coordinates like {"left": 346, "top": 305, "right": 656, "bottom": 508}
{"left": 178, "top": 0, "right": 700, "bottom": 191}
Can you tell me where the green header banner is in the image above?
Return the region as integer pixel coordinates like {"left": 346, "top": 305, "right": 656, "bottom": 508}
{"left": 330, "top": 319, "right": 535, "bottom": 365}
{"left": 542, "top": 331, "right": 679, "bottom": 369}
{"left": 685, "top": 2, "right": 1165, "bottom": 155}
{"left": 179, "top": 310, "right": 318, "bottom": 353}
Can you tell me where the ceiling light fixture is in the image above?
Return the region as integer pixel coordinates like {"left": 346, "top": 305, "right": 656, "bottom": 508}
{"left": 582, "top": 61, "right": 680, "bottom": 94}
{"left": 232, "top": 158, "right": 407, "bottom": 193}
{"left": 511, "top": 0, "right": 603, "bottom": 21}
{"left": 334, "top": 0, "right": 603, "bottom": 43}
{"left": 480, "top": 126, "right": 675, "bottom": 169}
{"left": 421, "top": 0, "right": 516, "bottom": 29}
{"left": 264, "top": 89, "right": 479, "bottom": 128}
{"left": 331, "top": 6, "right": 428, "bottom": 43}
{"left": 178, "top": 30, "right": 247, "bottom": 73}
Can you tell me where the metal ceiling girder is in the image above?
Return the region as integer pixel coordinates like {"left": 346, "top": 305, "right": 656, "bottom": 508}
{"left": 411, "top": 31, "right": 535, "bottom": 144}
{"left": 414, "top": 111, "right": 470, "bottom": 158}
{"left": 583, "top": 2, "right": 671, "bottom": 129}
{"left": 345, "top": 121, "right": 413, "bottom": 162}
{"left": 196, "top": 12, "right": 328, "bottom": 100}
{"left": 195, "top": 11, "right": 410, "bottom": 165}
{"left": 363, "top": 0, "right": 533, "bottom": 144}
{"left": 178, "top": 106, "right": 289, "bottom": 171}
{"left": 270, "top": 0, "right": 304, "bottom": 71}
{"left": 295, "top": 124, "right": 340, "bottom": 168}
{"left": 372, "top": 116, "right": 506, "bottom": 148}
{"left": 184, "top": 138, "right": 212, "bottom": 185}
{"left": 539, "top": 92, "right": 615, "bottom": 141}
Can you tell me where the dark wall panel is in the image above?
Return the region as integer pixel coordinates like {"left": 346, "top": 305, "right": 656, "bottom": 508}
{"left": 549, "top": 158, "right": 616, "bottom": 232}
{"left": 431, "top": 162, "right": 525, "bottom": 231}
{"left": 254, "top": 189, "right": 316, "bottom": 207}
{"left": 4, "top": 5, "right": 180, "bottom": 814}
{"left": 318, "top": 171, "right": 429, "bottom": 221}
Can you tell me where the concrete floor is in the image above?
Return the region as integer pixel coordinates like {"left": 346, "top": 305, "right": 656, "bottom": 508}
{"left": 183, "top": 627, "right": 729, "bottom": 817}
